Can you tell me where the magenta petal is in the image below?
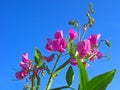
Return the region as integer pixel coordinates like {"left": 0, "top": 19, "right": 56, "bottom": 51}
{"left": 46, "top": 38, "right": 53, "bottom": 52}
{"left": 20, "top": 62, "right": 30, "bottom": 70}
{"left": 77, "top": 39, "right": 91, "bottom": 58}
{"left": 54, "top": 30, "right": 63, "bottom": 39}
{"left": 15, "top": 70, "right": 27, "bottom": 80}
{"left": 60, "top": 39, "right": 67, "bottom": 48}
{"left": 22, "top": 53, "right": 30, "bottom": 63}
{"left": 58, "top": 45, "right": 66, "bottom": 53}
{"left": 89, "top": 34, "right": 101, "bottom": 47}
{"left": 69, "top": 28, "right": 78, "bottom": 40}
{"left": 43, "top": 54, "right": 55, "bottom": 62}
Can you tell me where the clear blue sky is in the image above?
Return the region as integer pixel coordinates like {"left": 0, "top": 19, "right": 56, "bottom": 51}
{"left": 0, "top": 0, "right": 120, "bottom": 90}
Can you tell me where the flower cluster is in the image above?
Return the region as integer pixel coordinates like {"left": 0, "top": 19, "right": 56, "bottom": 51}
{"left": 44, "top": 27, "right": 102, "bottom": 67}
{"left": 46, "top": 30, "right": 67, "bottom": 53}
{"left": 70, "top": 34, "right": 102, "bottom": 66}
{"left": 15, "top": 52, "right": 46, "bottom": 80}
{"left": 15, "top": 53, "right": 31, "bottom": 80}
{"left": 45, "top": 28, "right": 102, "bottom": 67}
{"left": 44, "top": 28, "right": 78, "bottom": 62}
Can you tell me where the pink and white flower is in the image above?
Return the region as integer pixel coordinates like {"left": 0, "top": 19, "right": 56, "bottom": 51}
{"left": 20, "top": 61, "right": 31, "bottom": 70}
{"left": 69, "top": 28, "right": 78, "bottom": 40}
{"left": 46, "top": 38, "right": 53, "bottom": 52}
{"left": 15, "top": 70, "right": 27, "bottom": 80}
{"left": 77, "top": 39, "right": 91, "bottom": 58}
{"left": 46, "top": 30, "right": 67, "bottom": 53}
{"left": 89, "top": 34, "right": 101, "bottom": 47}
{"left": 54, "top": 30, "right": 63, "bottom": 39}
{"left": 22, "top": 53, "right": 30, "bottom": 63}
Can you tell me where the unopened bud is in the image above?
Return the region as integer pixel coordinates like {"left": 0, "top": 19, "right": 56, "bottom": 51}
{"left": 83, "top": 24, "right": 87, "bottom": 31}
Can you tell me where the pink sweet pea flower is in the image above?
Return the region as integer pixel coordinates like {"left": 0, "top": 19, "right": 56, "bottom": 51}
{"left": 69, "top": 58, "right": 78, "bottom": 66}
{"left": 21, "top": 53, "right": 31, "bottom": 70}
{"left": 46, "top": 30, "right": 67, "bottom": 53}
{"left": 43, "top": 54, "right": 55, "bottom": 62}
{"left": 89, "top": 34, "right": 101, "bottom": 47}
{"left": 69, "top": 28, "right": 78, "bottom": 40}
{"left": 46, "top": 38, "right": 53, "bottom": 52}
{"left": 58, "top": 39, "right": 67, "bottom": 52}
{"left": 58, "top": 45, "right": 66, "bottom": 53}
{"left": 20, "top": 62, "right": 31, "bottom": 70}
{"left": 52, "top": 38, "right": 67, "bottom": 53}
{"left": 15, "top": 70, "right": 27, "bottom": 80}
{"left": 77, "top": 39, "right": 91, "bottom": 58}
{"left": 60, "top": 38, "right": 67, "bottom": 49}
{"left": 22, "top": 53, "right": 30, "bottom": 63}
{"left": 96, "top": 51, "right": 103, "bottom": 59}
{"left": 54, "top": 30, "right": 63, "bottom": 39}
{"left": 52, "top": 39, "right": 60, "bottom": 51}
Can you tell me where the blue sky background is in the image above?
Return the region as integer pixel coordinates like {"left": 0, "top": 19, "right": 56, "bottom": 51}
{"left": 0, "top": 0, "right": 120, "bottom": 90}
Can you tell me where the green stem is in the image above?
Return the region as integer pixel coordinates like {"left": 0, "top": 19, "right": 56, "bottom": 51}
{"left": 46, "top": 53, "right": 62, "bottom": 90}
{"left": 36, "top": 75, "right": 40, "bottom": 90}
{"left": 98, "top": 39, "right": 105, "bottom": 47}
{"left": 53, "top": 59, "right": 70, "bottom": 76}
{"left": 80, "top": 30, "right": 86, "bottom": 41}
{"left": 30, "top": 78, "right": 35, "bottom": 90}
{"left": 78, "top": 26, "right": 80, "bottom": 42}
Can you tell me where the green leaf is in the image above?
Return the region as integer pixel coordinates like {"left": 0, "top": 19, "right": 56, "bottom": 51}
{"left": 66, "top": 66, "right": 74, "bottom": 86}
{"left": 105, "top": 40, "right": 111, "bottom": 48}
{"left": 36, "top": 75, "right": 40, "bottom": 90}
{"left": 34, "top": 48, "right": 43, "bottom": 68}
{"left": 75, "top": 56, "right": 89, "bottom": 90}
{"left": 86, "top": 69, "right": 116, "bottom": 90}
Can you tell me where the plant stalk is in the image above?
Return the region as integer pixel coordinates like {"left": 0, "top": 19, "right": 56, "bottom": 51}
{"left": 78, "top": 25, "right": 80, "bottom": 42}
{"left": 80, "top": 30, "right": 86, "bottom": 41}
{"left": 46, "top": 53, "right": 62, "bottom": 90}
